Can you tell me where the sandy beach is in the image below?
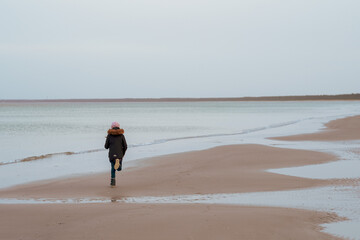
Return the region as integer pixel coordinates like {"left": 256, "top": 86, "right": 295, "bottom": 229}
{"left": 0, "top": 144, "right": 336, "bottom": 199}
{"left": 0, "top": 204, "right": 341, "bottom": 240}
{"left": 1, "top": 115, "right": 359, "bottom": 239}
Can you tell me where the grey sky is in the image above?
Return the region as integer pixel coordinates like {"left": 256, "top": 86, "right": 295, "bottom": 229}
{"left": 1, "top": 0, "right": 359, "bottom": 99}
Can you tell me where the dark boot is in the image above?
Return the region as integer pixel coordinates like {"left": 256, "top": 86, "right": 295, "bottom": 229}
{"left": 110, "top": 178, "right": 116, "bottom": 187}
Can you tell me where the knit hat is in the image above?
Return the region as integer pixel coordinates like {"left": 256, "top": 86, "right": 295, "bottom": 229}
{"left": 111, "top": 122, "right": 120, "bottom": 128}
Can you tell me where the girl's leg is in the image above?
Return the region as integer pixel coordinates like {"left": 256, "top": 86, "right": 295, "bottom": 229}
{"left": 111, "top": 161, "right": 116, "bottom": 178}
{"left": 117, "top": 159, "right": 123, "bottom": 171}
{"left": 110, "top": 161, "right": 116, "bottom": 186}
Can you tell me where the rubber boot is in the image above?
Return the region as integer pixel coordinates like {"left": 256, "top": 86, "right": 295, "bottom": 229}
{"left": 110, "top": 178, "right": 116, "bottom": 187}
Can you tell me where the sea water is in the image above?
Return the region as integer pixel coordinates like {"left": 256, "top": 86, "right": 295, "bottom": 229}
{"left": 0, "top": 101, "right": 359, "bottom": 188}
{"left": 1, "top": 100, "right": 360, "bottom": 239}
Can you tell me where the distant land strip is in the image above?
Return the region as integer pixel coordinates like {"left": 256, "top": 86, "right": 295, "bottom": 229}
{"left": 1, "top": 93, "right": 360, "bottom": 102}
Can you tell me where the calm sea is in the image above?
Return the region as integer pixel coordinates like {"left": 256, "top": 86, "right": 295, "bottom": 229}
{"left": 0, "top": 101, "right": 359, "bottom": 188}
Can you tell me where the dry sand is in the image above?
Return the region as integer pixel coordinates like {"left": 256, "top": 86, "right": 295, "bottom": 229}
{"left": 1, "top": 115, "right": 358, "bottom": 240}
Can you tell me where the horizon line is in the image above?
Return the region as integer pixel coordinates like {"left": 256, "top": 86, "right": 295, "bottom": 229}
{"left": 1, "top": 93, "right": 360, "bottom": 102}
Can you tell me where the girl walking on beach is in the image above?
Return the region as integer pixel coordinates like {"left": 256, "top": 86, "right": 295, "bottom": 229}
{"left": 105, "top": 122, "right": 127, "bottom": 187}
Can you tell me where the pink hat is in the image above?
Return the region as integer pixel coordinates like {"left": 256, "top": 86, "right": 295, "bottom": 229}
{"left": 111, "top": 122, "right": 120, "bottom": 128}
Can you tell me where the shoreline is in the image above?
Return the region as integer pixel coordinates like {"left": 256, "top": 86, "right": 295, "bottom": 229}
{"left": 1, "top": 115, "right": 359, "bottom": 239}
{"left": 271, "top": 115, "right": 360, "bottom": 141}
{"left": 0, "top": 144, "right": 337, "bottom": 199}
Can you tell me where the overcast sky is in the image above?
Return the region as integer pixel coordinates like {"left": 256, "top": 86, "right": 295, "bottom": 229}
{"left": 1, "top": 0, "right": 359, "bottom": 99}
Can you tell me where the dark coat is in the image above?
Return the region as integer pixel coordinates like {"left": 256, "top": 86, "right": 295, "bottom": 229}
{"left": 104, "top": 128, "right": 127, "bottom": 162}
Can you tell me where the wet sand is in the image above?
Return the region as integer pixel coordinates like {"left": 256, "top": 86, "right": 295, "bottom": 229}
{"left": 0, "top": 145, "right": 336, "bottom": 199}
{"left": 271, "top": 115, "right": 360, "bottom": 141}
{"left": 1, "top": 115, "right": 359, "bottom": 239}
{"left": 0, "top": 204, "right": 341, "bottom": 240}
